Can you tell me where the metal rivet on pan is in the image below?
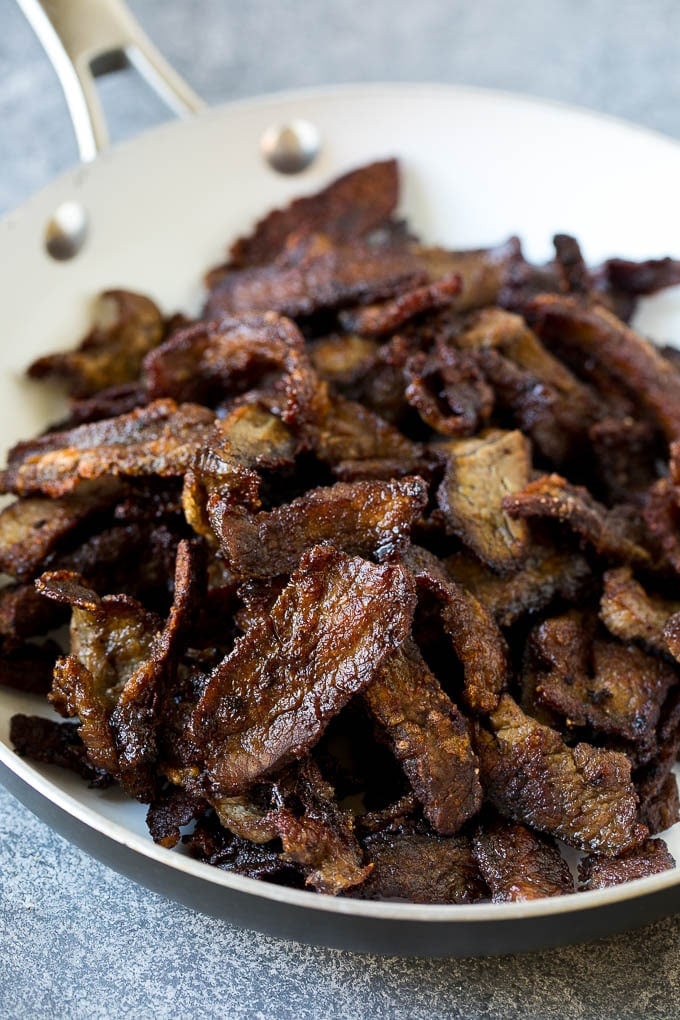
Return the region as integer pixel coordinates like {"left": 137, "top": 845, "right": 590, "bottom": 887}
{"left": 44, "top": 201, "right": 89, "bottom": 260}
{"left": 260, "top": 120, "right": 321, "bottom": 174}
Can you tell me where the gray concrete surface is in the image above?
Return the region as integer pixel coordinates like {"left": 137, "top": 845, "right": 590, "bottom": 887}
{"left": 2, "top": 1, "right": 680, "bottom": 1016}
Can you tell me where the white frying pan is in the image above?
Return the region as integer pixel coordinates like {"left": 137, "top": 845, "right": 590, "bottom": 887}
{"left": 2, "top": 0, "right": 680, "bottom": 957}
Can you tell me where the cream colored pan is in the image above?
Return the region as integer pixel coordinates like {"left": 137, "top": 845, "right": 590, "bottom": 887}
{"left": 1, "top": 0, "right": 680, "bottom": 956}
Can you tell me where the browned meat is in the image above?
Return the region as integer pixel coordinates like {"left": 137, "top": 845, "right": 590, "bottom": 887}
{"left": 8, "top": 158, "right": 680, "bottom": 901}
{"left": 108, "top": 540, "right": 201, "bottom": 784}
{"left": 445, "top": 543, "right": 591, "bottom": 628}
{"left": 216, "top": 402, "right": 299, "bottom": 469}
{"left": 474, "top": 349, "right": 567, "bottom": 464}
{"left": 404, "top": 545, "right": 509, "bottom": 714}
{"left": 146, "top": 785, "right": 208, "bottom": 848}
{"left": 0, "top": 485, "right": 119, "bottom": 580}
{"left": 599, "top": 256, "right": 680, "bottom": 297}
{"left": 588, "top": 417, "right": 661, "bottom": 504}
{"left": 503, "top": 474, "right": 650, "bottom": 564}
{"left": 205, "top": 232, "right": 429, "bottom": 320}
{"left": 0, "top": 583, "right": 67, "bottom": 639}
{"left": 193, "top": 546, "right": 416, "bottom": 795}
{"left": 340, "top": 332, "right": 415, "bottom": 423}
{"left": 578, "top": 839, "right": 675, "bottom": 890}
{"left": 643, "top": 479, "right": 680, "bottom": 575}
{"left": 639, "top": 773, "right": 680, "bottom": 835}
{"left": 332, "top": 456, "right": 437, "bottom": 484}
{"left": 225, "top": 159, "right": 400, "bottom": 268}
{"left": 456, "top": 306, "right": 600, "bottom": 462}
{"left": 64, "top": 383, "right": 148, "bottom": 427}
{"left": 37, "top": 570, "right": 160, "bottom": 788}
{"left": 144, "top": 312, "right": 327, "bottom": 427}
{"left": 527, "top": 295, "right": 680, "bottom": 441}
{"left": 309, "top": 334, "right": 378, "bottom": 387}
{"left": 634, "top": 695, "right": 680, "bottom": 819}
{"left": 233, "top": 577, "right": 286, "bottom": 634}
{"left": 0, "top": 639, "right": 61, "bottom": 695}
{"left": 28, "top": 290, "right": 164, "bottom": 397}
{"left": 267, "top": 759, "right": 371, "bottom": 895}
{"left": 530, "top": 611, "right": 677, "bottom": 747}
{"left": 416, "top": 238, "right": 524, "bottom": 312}
{"left": 2, "top": 400, "right": 215, "bottom": 497}
{"left": 552, "top": 234, "right": 591, "bottom": 295}
{"left": 457, "top": 308, "right": 594, "bottom": 415}
{"left": 350, "top": 829, "right": 488, "bottom": 903}
{"left": 209, "top": 476, "right": 427, "bottom": 579}
{"left": 339, "top": 274, "right": 461, "bottom": 337}
{"left": 405, "top": 347, "right": 494, "bottom": 436}
{"left": 476, "top": 695, "right": 647, "bottom": 855}
{"left": 181, "top": 403, "right": 299, "bottom": 541}
{"left": 665, "top": 614, "right": 680, "bottom": 664}
{"left": 355, "top": 793, "right": 420, "bottom": 836}
{"left": 600, "top": 567, "right": 680, "bottom": 654}
{"left": 472, "top": 816, "right": 574, "bottom": 901}
{"left": 10, "top": 714, "right": 114, "bottom": 787}
{"left": 306, "top": 394, "right": 425, "bottom": 470}
{"left": 56, "top": 521, "right": 183, "bottom": 609}
{"left": 436, "top": 429, "right": 531, "bottom": 572}
{"left": 363, "top": 639, "right": 482, "bottom": 834}
{"left": 208, "top": 759, "right": 371, "bottom": 894}
{"left": 186, "top": 811, "right": 303, "bottom": 885}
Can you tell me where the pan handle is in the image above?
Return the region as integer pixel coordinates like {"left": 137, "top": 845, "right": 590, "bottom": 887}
{"left": 17, "top": 0, "right": 205, "bottom": 161}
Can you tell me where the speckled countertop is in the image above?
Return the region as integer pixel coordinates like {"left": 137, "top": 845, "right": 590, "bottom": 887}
{"left": 2, "top": 2, "right": 680, "bottom": 1017}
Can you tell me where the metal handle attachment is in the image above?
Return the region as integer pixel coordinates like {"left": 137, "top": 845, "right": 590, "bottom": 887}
{"left": 18, "top": 0, "right": 205, "bottom": 161}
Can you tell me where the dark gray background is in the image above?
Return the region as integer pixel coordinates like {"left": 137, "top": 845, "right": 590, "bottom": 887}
{"left": 2, "top": 1, "right": 680, "bottom": 1016}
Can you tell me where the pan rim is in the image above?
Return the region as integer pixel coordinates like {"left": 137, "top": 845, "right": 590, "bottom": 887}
{"left": 3, "top": 742, "right": 680, "bottom": 923}
{"left": 3, "top": 79, "right": 680, "bottom": 227}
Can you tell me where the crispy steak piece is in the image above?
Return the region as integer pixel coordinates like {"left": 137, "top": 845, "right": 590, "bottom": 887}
{"left": 457, "top": 307, "right": 599, "bottom": 462}
{"left": 0, "top": 484, "right": 119, "bottom": 580}
{"left": 0, "top": 583, "right": 67, "bottom": 640}
{"left": 599, "top": 256, "right": 680, "bottom": 298}
{"left": 639, "top": 773, "right": 680, "bottom": 835}
{"left": 209, "top": 476, "right": 427, "bottom": 579}
{"left": 472, "top": 816, "right": 574, "bottom": 901}
{"left": 37, "top": 570, "right": 160, "bottom": 790}
{"left": 193, "top": 546, "right": 416, "bottom": 795}
{"left": 476, "top": 695, "right": 647, "bottom": 855}
{"left": 578, "top": 839, "right": 675, "bottom": 890}
{"left": 2, "top": 400, "right": 215, "bottom": 497}
{"left": 339, "top": 274, "right": 461, "bottom": 337}
{"left": 530, "top": 611, "right": 678, "bottom": 747}
{"left": 10, "top": 714, "right": 114, "bottom": 787}
{"left": 144, "top": 312, "right": 327, "bottom": 427}
{"left": 306, "top": 394, "right": 425, "bottom": 469}
{"left": 28, "top": 290, "right": 164, "bottom": 398}
{"left": 403, "top": 545, "right": 509, "bottom": 714}
{"left": 405, "top": 346, "right": 494, "bottom": 437}
{"left": 503, "top": 473, "right": 650, "bottom": 564}
{"left": 267, "top": 759, "right": 371, "bottom": 895}
{"left": 600, "top": 567, "right": 680, "bottom": 655}
{"left": 445, "top": 543, "right": 591, "bottom": 628}
{"left": 436, "top": 428, "right": 531, "bottom": 572}
{"left": 225, "top": 159, "right": 401, "bottom": 269}
{"left": 527, "top": 295, "right": 680, "bottom": 441}
{"left": 643, "top": 478, "right": 680, "bottom": 576}
{"left": 350, "top": 829, "right": 488, "bottom": 904}
{"left": 0, "top": 639, "right": 62, "bottom": 695}
{"left": 205, "top": 232, "right": 429, "bottom": 320}
{"left": 363, "top": 639, "right": 482, "bottom": 835}
{"left": 186, "top": 811, "right": 303, "bottom": 886}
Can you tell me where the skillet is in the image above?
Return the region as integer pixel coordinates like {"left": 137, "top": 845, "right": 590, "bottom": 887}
{"left": 2, "top": 0, "right": 680, "bottom": 956}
